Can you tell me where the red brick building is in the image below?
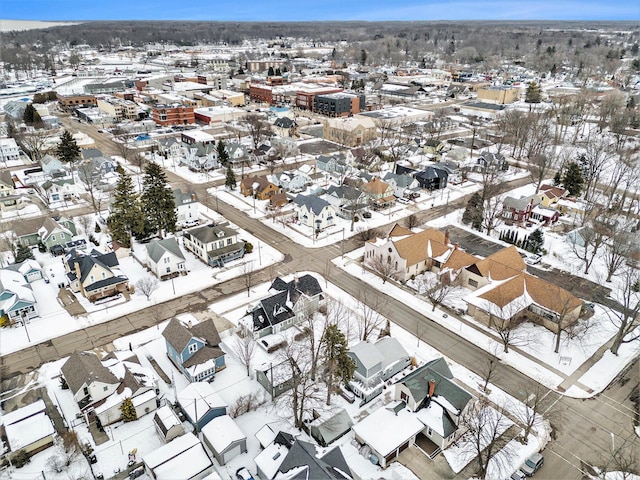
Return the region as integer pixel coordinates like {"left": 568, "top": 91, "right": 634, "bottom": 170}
{"left": 152, "top": 104, "right": 195, "bottom": 126}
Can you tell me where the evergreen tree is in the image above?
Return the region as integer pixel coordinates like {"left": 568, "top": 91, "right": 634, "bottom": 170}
{"left": 108, "top": 171, "right": 144, "bottom": 248}
{"left": 119, "top": 397, "right": 137, "bottom": 422}
{"left": 562, "top": 162, "right": 584, "bottom": 197}
{"left": 322, "top": 324, "right": 356, "bottom": 405}
{"left": 525, "top": 82, "right": 542, "bottom": 104}
{"left": 225, "top": 163, "right": 236, "bottom": 190}
{"left": 267, "top": 66, "right": 275, "bottom": 76}
{"left": 553, "top": 171, "right": 562, "bottom": 186}
{"left": 56, "top": 130, "right": 81, "bottom": 169}
{"left": 462, "top": 192, "right": 484, "bottom": 231}
{"left": 23, "top": 103, "right": 40, "bottom": 125}
{"left": 360, "top": 49, "right": 367, "bottom": 65}
{"left": 13, "top": 243, "right": 34, "bottom": 263}
{"left": 140, "top": 162, "right": 176, "bottom": 239}
{"left": 217, "top": 140, "right": 229, "bottom": 166}
{"left": 527, "top": 229, "right": 545, "bottom": 255}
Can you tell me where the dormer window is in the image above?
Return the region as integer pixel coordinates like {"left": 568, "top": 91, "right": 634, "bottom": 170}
{"left": 188, "top": 343, "right": 198, "bottom": 354}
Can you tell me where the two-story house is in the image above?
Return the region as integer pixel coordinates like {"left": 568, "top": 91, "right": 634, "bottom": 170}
{"left": 382, "top": 172, "right": 421, "bottom": 199}
{"left": 347, "top": 337, "right": 411, "bottom": 403}
{"left": 501, "top": 194, "right": 540, "bottom": 225}
{"left": 0, "top": 170, "right": 15, "bottom": 197}
{"left": 145, "top": 238, "right": 186, "bottom": 280}
{"left": 0, "top": 137, "right": 21, "bottom": 164}
{"left": 182, "top": 223, "right": 245, "bottom": 267}
{"left": 15, "top": 216, "right": 77, "bottom": 249}
{"left": 323, "top": 184, "right": 369, "bottom": 219}
{"left": 39, "top": 154, "right": 69, "bottom": 178}
{"left": 61, "top": 351, "right": 120, "bottom": 410}
{"left": 538, "top": 184, "right": 569, "bottom": 207}
{"left": 361, "top": 177, "right": 395, "bottom": 210}
{"left": 40, "top": 178, "right": 78, "bottom": 204}
{"left": 240, "top": 176, "right": 282, "bottom": 200}
{"left": 64, "top": 248, "right": 129, "bottom": 302}
{"left": 162, "top": 317, "right": 226, "bottom": 382}
{"left": 292, "top": 194, "right": 336, "bottom": 231}
{"left": 241, "top": 275, "right": 324, "bottom": 339}
{"left": 364, "top": 224, "right": 451, "bottom": 282}
{"left": 0, "top": 268, "right": 38, "bottom": 324}
{"left": 173, "top": 189, "right": 200, "bottom": 227}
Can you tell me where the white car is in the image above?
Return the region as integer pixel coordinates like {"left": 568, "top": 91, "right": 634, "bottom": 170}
{"left": 524, "top": 254, "right": 541, "bottom": 265}
{"left": 397, "top": 197, "right": 410, "bottom": 205}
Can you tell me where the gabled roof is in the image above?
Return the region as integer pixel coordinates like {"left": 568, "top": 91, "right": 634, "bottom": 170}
{"left": 65, "top": 249, "right": 119, "bottom": 284}
{"left": 393, "top": 228, "right": 449, "bottom": 268}
{"left": 61, "top": 351, "right": 119, "bottom": 396}
{"left": 162, "top": 317, "right": 222, "bottom": 354}
{"left": 397, "top": 357, "right": 471, "bottom": 412}
{"left": 185, "top": 223, "right": 238, "bottom": 244}
{"left": 360, "top": 177, "right": 390, "bottom": 195}
{"left": 539, "top": 184, "right": 568, "bottom": 200}
{"left": 146, "top": 237, "right": 185, "bottom": 263}
{"left": 441, "top": 248, "right": 478, "bottom": 273}
{"left": 240, "top": 175, "right": 275, "bottom": 193}
{"left": 274, "top": 116, "right": 295, "bottom": 128}
{"left": 471, "top": 246, "right": 526, "bottom": 280}
{"left": 293, "top": 194, "right": 332, "bottom": 215}
{"left": 278, "top": 440, "right": 353, "bottom": 480}
{"left": 502, "top": 194, "right": 540, "bottom": 211}
{"left": 172, "top": 188, "right": 198, "bottom": 205}
{"left": 0, "top": 170, "right": 14, "bottom": 189}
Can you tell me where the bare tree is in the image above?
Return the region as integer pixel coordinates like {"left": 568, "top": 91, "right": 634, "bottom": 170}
{"left": 366, "top": 252, "right": 401, "bottom": 284}
{"left": 355, "top": 290, "right": 385, "bottom": 341}
{"left": 115, "top": 134, "right": 133, "bottom": 162}
{"left": 232, "top": 334, "right": 257, "bottom": 377}
{"left": 355, "top": 225, "right": 380, "bottom": 243}
{"left": 275, "top": 340, "right": 323, "bottom": 430}
{"left": 136, "top": 276, "right": 159, "bottom": 301}
{"left": 478, "top": 349, "right": 500, "bottom": 394}
{"left": 602, "top": 222, "right": 635, "bottom": 283}
{"left": 405, "top": 213, "right": 420, "bottom": 229}
{"left": 16, "top": 127, "right": 53, "bottom": 161}
{"left": 553, "top": 289, "right": 584, "bottom": 354}
{"left": 527, "top": 149, "right": 557, "bottom": 194}
{"left": 481, "top": 194, "right": 504, "bottom": 237}
{"left": 419, "top": 272, "right": 461, "bottom": 312}
{"left": 598, "top": 437, "right": 640, "bottom": 480}
{"left": 245, "top": 113, "right": 271, "bottom": 151}
{"left": 458, "top": 398, "right": 517, "bottom": 480}
{"left": 77, "top": 162, "right": 102, "bottom": 213}
{"left": 76, "top": 214, "right": 93, "bottom": 237}
{"left": 607, "top": 264, "right": 640, "bottom": 355}
{"left": 580, "top": 136, "right": 612, "bottom": 204}
{"left": 241, "top": 260, "right": 256, "bottom": 297}
{"left": 570, "top": 213, "right": 609, "bottom": 275}
{"left": 513, "top": 383, "right": 546, "bottom": 444}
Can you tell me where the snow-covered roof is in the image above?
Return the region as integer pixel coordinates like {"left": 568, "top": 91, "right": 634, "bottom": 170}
{"left": 177, "top": 382, "right": 226, "bottom": 422}
{"left": 94, "top": 387, "right": 132, "bottom": 415}
{"left": 255, "top": 441, "right": 289, "bottom": 479}
{"left": 154, "top": 405, "right": 182, "bottom": 431}
{"left": 5, "top": 412, "right": 55, "bottom": 450}
{"left": 144, "top": 432, "right": 212, "bottom": 480}
{"left": 352, "top": 403, "right": 425, "bottom": 457}
{"left": 255, "top": 423, "right": 277, "bottom": 449}
{"left": 201, "top": 415, "right": 246, "bottom": 452}
{"left": 1, "top": 399, "right": 46, "bottom": 426}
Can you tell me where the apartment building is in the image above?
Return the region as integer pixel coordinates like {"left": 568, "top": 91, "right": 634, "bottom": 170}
{"left": 96, "top": 96, "right": 138, "bottom": 121}
{"left": 152, "top": 104, "right": 196, "bottom": 126}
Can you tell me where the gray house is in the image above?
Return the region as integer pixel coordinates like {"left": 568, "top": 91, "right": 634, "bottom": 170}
{"left": 348, "top": 337, "right": 411, "bottom": 403}
{"left": 293, "top": 194, "right": 336, "bottom": 230}
{"left": 201, "top": 415, "right": 247, "bottom": 465}
{"left": 182, "top": 223, "right": 245, "bottom": 267}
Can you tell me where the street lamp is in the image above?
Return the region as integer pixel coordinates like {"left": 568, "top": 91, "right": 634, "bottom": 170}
{"left": 341, "top": 227, "right": 345, "bottom": 259}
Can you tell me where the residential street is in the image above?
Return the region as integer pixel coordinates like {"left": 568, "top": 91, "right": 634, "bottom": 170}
{"left": 1, "top": 170, "right": 637, "bottom": 479}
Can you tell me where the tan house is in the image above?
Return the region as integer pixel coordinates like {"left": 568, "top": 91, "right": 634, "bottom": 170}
{"left": 240, "top": 175, "right": 282, "bottom": 200}
{"left": 361, "top": 177, "right": 395, "bottom": 210}
{"left": 538, "top": 184, "right": 569, "bottom": 207}
{"left": 322, "top": 116, "right": 377, "bottom": 147}
{"left": 364, "top": 224, "right": 451, "bottom": 282}
{"left": 64, "top": 249, "right": 129, "bottom": 302}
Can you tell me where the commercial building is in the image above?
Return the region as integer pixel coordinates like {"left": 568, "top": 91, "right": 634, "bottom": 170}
{"left": 152, "top": 104, "right": 195, "bottom": 126}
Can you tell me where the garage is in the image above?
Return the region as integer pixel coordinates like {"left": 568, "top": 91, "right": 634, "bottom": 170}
{"left": 201, "top": 415, "right": 247, "bottom": 465}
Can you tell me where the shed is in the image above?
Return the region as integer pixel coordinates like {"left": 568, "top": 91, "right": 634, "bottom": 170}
{"left": 308, "top": 408, "right": 353, "bottom": 446}
{"left": 176, "top": 382, "right": 227, "bottom": 431}
{"left": 201, "top": 415, "right": 247, "bottom": 465}
{"left": 143, "top": 432, "right": 212, "bottom": 480}
{"left": 153, "top": 405, "right": 186, "bottom": 443}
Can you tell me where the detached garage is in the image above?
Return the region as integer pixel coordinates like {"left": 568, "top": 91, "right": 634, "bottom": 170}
{"left": 201, "top": 415, "right": 247, "bottom": 465}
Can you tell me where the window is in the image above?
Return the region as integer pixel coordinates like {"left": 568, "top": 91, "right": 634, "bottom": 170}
{"left": 164, "top": 257, "right": 170, "bottom": 264}
{"left": 166, "top": 267, "right": 171, "bottom": 273}
{"left": 101, "top": 272, "right": 106, "bottom": 279}
{"left": 60, "top": 233, "right": 65, "bottom": 239}
{"left": 51, "top": 234, "right": 56, "bottom": 241}
{"left": 468, "top": 279, "right": 478, "bottom": 288}
{"left": 427, "top": 427, "right": 433, "bottom": 436}
{"left": 188, "top": 343, "right": 198, "bottom": 354}
{"left": 400, "top": 391, "right": 409, "bottom": 403}
{"left": 103, "top": 386, "right": 109, "bottom": 391}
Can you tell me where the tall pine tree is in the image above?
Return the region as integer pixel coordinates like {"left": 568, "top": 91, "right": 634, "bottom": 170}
{"left": 140, "top": 162, "right": 176, "bottom": 239}
{"left": 56, "top": 130, "right": 81, "bottom": 171}
{"left": 462, "top": 192, "right": 484, "bottom": 231}
{"left": 562, "top": 162, "right": 584, "bottom": 197}
{"left": 108, "top": 171, "right": 143, "bottom": 248}
{"left": 225, "top": 163, "right": 237, "bottom": 190}
{"left": 527, "top": 229, "right": 545, "bottom": 255}
{"left": 322, "top": 324, "right": 356, "bottom": 405}
{"left": 217, "top": 140, "right": 229, "bottom": 166}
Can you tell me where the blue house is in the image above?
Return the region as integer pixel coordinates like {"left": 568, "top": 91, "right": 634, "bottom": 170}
{"left": 162, "top": 317, "right": 225, "bottom": 382}
{"left": 176, "top": 382, "right": 227, "bottom": 431}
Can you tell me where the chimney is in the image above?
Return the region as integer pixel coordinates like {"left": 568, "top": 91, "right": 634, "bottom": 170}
{"left": 444, "top": 229, "right": 450, "bottom": 246}
{"left": 191, "top": 193, "right": 196, "bottom": 201}
{"left": 454, "top": 242, "right": 459, "bottom": 251}
{"left": 428, "top": 379, "right": 436, "bottom": 398}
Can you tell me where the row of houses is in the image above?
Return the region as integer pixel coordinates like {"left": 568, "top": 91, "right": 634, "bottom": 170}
{"left": 365, "top": 225, "right": 583, "bottom": 332}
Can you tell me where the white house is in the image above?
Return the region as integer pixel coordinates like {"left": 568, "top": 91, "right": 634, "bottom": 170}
{"left": 292, "top": 194, "right": 336, "bottom": 230}
{"left": 40, "top": 178, "right": 78, "bottom": 204}
{"left": 0, "top": 137, "right": 20, "bottom": 164}
{"left": 173, "top": 189, "right": 200, "bottom": 227}
{"left": 145, "top": 237, "right": 186, "bottom": 280}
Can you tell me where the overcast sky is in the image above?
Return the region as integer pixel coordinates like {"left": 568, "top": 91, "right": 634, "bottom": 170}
{"left": 2, "top": 0, "right": 638, "bottom": 21}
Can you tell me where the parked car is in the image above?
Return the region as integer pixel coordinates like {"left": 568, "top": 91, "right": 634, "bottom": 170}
{"left": 236, "top": 468, "right": 255, "bottom": 480}
{"left": 362, "top": 211, "right": 372, "bottom": 219}
{"left": 521, "top": 453, "right": 544, "bottom": 476}
{"left": 397, "top": 197, "right": 410, "bottom": 205}
{"left": 524, "top": 254, "right": 541, "bottom": 265}
{"left": 511, "top": 469, "right": 526, "bottom": 480}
